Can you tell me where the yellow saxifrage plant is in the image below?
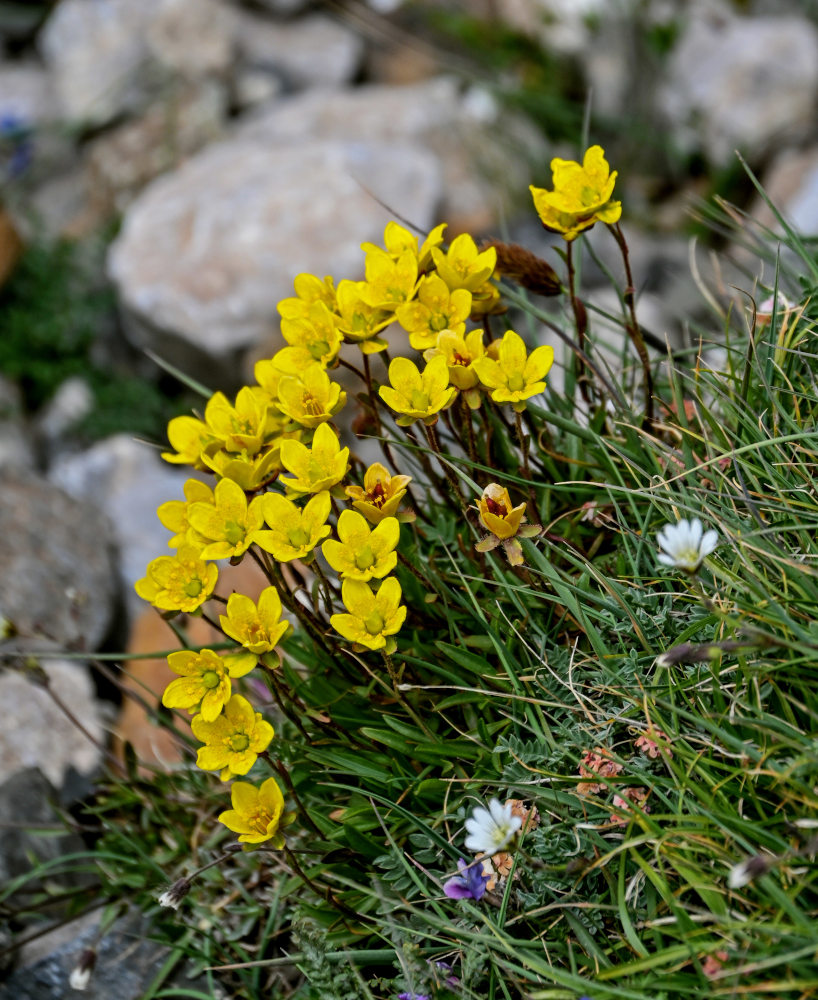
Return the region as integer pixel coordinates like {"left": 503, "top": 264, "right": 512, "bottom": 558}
{"left": 530, "top": 144, "right": 621, "bottom": 241}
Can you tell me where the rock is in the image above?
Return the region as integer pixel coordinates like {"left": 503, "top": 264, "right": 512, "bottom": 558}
{"left": 497, "top": 0, "right": 607, "bottom": 53}
{"left": 0, "top": 910, "right": 218, "bottom": 1000}
{"left": 236, "top": 11, "right": 364, "bottom": 90}
{"left": 107, "top": 128, "right": 441, "bottom": 379}
{"left": 0, "top": 656, "right": 104, "bottom": 788}
{"left": 253, "top": 0, "right": 311, "bottom": 15}
{"left": 48, "top": 435, "right": 197, "bottom": 622}
{"left": 36, "top": 377, "right": 95, "bottom": 461}
{"left": 39, "top": 0, "right": 236, "bottom": 128}
{"left": 86, "top": 80, "right": 228, "bottom": 213}
{"left": 232, "top": 67, "right": 283, "bottom": 111}
{"left": 0, "top": 61, "right": 57, "bottom": 126}
{"left": 0, "top": 472, "right": 117, "bottom": 649}
{"left": 0, "top": 373, "right": 33, "bottom": 471}
{"left": 659, "top": 11, "right": 818, "bottom": 167}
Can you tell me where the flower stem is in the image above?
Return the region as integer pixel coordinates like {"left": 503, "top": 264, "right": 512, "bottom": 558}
{"left": 612, "top": 222, "right": 654, "bottom": 428}
{"left": 565, "top": 240, "right": 593, "bottom": 410}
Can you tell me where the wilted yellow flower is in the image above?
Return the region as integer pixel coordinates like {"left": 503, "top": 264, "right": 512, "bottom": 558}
{"left": 186, "top": 478, "right": 265, "bottom": 560}
{"left": 218, "top": 775, "right": 287, "bottom": 846}
{"left": 322, "top": 510, "right": 400, "bottom": 581}
{"left": 135, "top": 545, "right": 218, "bottom": 613}
{"left": 425, "top": 329, "right": 486, "bottom": 409}
{"left": 278, "top": 301, "right": 343, "bottom": 371}
{"left": 431, "top": 234, "right": 497, "bottom": 293}
{"left": 330, "top": 577, "right": 407, "bottom": 651}
{"left": 192, "top": 694, "right": 275, "bottom": 780}
{"left": 362, "top": 220, "right": 447, "bottom": 271}
{"left": 474, "top": 483, "right": 541, "bottom": 566}
{"left": 161, "top": 415, "right": 214, "bottom": 469}
{"left": 334, "top": 279, "right": 392, "bottom": 354}
{"left": 252, "top": 490, "right": 332, "bottom": 562}
{"left": 379, "top": 355, "right": 457, "bottom": 426}
{"left": 279, "top": 422, "right": 350, "bottom": 494}
{"left": 162, "top": 647, "right": 256, "bottom": 721}
{"left": 472, "top": 329, "right": 553, "bottom": 412}
{"left": 394, "top": 273, "right": 472, "bottom": 351}
{"left": 157, "top": 479, "right": 214, "bottom": 549}
{"left": 219, "top": 586, "right": 290, "bottom": 654}
{"left": 530, "top": 145, "right": 622, "bottom": 241}
{"left": 360, "top": 248, "right": 419, "bottom": 311}
{"left": 277, "top": 365, "right": 346, "bottom": 428}
{"left": 277, "top": 272, "right": 336, "bottom": 321}
{"left": 345, "top": 463, "right": 411, "bottom": 524}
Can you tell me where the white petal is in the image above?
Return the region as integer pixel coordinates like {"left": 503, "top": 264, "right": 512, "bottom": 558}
{"left": 700, "top": 529, "right": 719, "bottom": 556}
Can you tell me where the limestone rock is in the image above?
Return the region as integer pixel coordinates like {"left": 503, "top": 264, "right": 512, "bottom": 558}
{"left": 0, "top": 60, "right": 57, "bottom": 126}
{"left": 107, "top": 128, "right": 441, "bottom": 377}
{"left": 0, "top": 374, "right": 33, "bottom": 471}
{"left": 0, "top": 472, "right": 117, "bottom": 649}
{"left": 754, "top": 146, "right": 818, "bottom": 236}
{"left": 86, "top": 80, "right": 228, "bottom": 212}
{"left": 0, "top": 661, "right": 104, "bottom": 788}
{"left": 236, "top": 11, "right": 364, "bottom": 90}
{"left": 48, "top": 435, "right": 200, "bottom": 622}
{"left": 659, "top": 11, "right": 818, "bottom": 166}
{"left": 39, "top": 0, "right": 236, "bottom": 127}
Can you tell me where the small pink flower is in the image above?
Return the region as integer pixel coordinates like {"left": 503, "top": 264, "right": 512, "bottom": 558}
{"left": 610, "top": 787, "right": 649, "bottom": 825}
{"left": 635, "top": 727, "right": 672, "bottom": 759}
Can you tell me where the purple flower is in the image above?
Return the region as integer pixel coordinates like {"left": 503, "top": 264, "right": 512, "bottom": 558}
{"left": 397, "top": 994, "right": 429, "bottom": 1000}
{"left": 442, "top": 857, "right": 490, "bottom": 900}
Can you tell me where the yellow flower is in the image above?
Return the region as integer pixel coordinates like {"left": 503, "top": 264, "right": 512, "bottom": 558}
{"left": 529, "top": 145, "right": 622, "bottom": 241}
{"left": 394, "top": 274, "right": 472, "bottom": 351}
{"left": 378, "top": 355, "right": 457, "bottom": 426}
{"left": 205, "top": 387, "right": 277, "bottom": 455}
{"left": 201, "top": 441, "right": 287, "bottom": 493}
{"left": 424, "top": 329, "right": 486, "bottom": 409}
{"left": 135, "top": 545, "right": 218, "bottom": 613}
{"left": 335, "top": 279, "right": 392, "bottom": 354}
{"left": 192, "top": 694, "right": 275, "bottom": 781}
{"left": 330, "top": 577, "right": 406, "bottom": 651}
{"left": 472, "top": 329, "right": 554, "bottom": 412}
{"left": 157, "top": 479, "right": 214, "bottom": 549}
{"left": 361, "top": 220, "right": 447, "bottom": 271}
{"left": 187, "top": 478, "right": 265, "bottom": 560}
{"left": 474, "top": 483, "right": 541, "bottom": 566}
{"left": 279, "top": 422, "right": 350, "bottom": 494}
{"left": 161, "top": 415, "right": 214, "bottom": 469}
{"left": 218, "top": 776, "right": 287, "bottom": 846}
{"left": 345, "top": 463, "right": 412, "bottom": 524}
{"left": 322, "top": 510, "right": 400, "bottom": 581}
{"left": 359, "top": 248, "right": 419, "bottom": 311}
{"left": 277, "top": 272, "right": 336, "bottom": 321}
{"left": 277, "top": 364, "right": 346, "bottom": 428}
{"left": 162, "top": 647, "right": 256, "bottom": 722}
{"left": 278, "top": 301, "right": 343, "bottom": 370}
{"left": 252, "top": 490, "right": 332, "bottom": 561}
{"left": 431, "top": 234, "right": 497, "bottom": 293}
{"left": 219, "top": 586, "right": 290, "bottom": 654}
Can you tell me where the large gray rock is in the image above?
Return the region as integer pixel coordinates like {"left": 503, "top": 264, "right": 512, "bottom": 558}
{"left": 754, "top": 146, "right": 818, "bottom": 236}
{"left": 48, "top": 435, "right": 199, "bottom": 622}
{"left": 659, "top": 11, "right": 818, "bottom": 166}
{"left": 107, "top": 128, "right": 441, "bottom": 375}
{"left": 0, "top": 659, "right": 104, "bottom": 788}
{"left": 236, "top": 11, "right": 364, "bottom": 90}
{"left": 0, "top": 375, "right": 34, "bottom": 472}
{"left": 0, "top": 60, "right": 57, "bottom": 125}
{"left": 0, "top": 472, "right": 117, "bottom": 649}
{"left": 39, "top": 0, "right": 236, "bottom": 127}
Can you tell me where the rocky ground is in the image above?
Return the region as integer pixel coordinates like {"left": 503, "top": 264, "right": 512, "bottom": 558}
{"left": 2, "top": 0, "right": 818, "bottom": 994}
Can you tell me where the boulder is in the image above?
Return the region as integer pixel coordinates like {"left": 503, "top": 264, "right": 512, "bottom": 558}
{"left": 48, "top": 435, "right": 200, "bottom": 622}
{"left": 659, "top": 11, "right": 818, "bottom": 166}
{"left": 39, "top": 0, "right": 236, "bottom": 127}
{"left": 0, "top": 472, "right": 117, "bottom": 649}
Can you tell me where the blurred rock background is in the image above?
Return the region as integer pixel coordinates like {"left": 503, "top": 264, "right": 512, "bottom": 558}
{"left": 2, "top": 0, "right": 818, "bottom": 993}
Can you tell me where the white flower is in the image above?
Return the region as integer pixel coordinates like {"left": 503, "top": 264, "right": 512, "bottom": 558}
{"left": 69, "top": 966, "right": 91, "bottom": 991}
{"left": 727, "top": 854, "right": 769, "bottom": 888}
{"left": 464, "top": 798, "right": 522, "bottom": 855}
{"left": 158, "top": 877, "right": 191, "bottom": 910}
{"left": 656, "top": 517, "right": 718, "bottom": 573}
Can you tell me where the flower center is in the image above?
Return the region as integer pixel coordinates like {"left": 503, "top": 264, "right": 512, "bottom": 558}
{"left": 485, "top": 497, "right": 507, "bottom": 517}
{"left": 302, "top": 392, "right": 324, "bottom": 416}
{"left": 507, "top": 372, "right": 525, "bottom": 392}
{"left": 364, "top": 610, "right": 385, "bottom": 635}
{"left": 355, "top": 544, "right": 375, "bottom": 571}
{"left": 368, "top": 482, "right": 387, "bottom": 508}
{"left": 308, "top": 340, "right": 330, "bottom": 361}
{"left": 452, "top": 351, "right": 470, "bottom": 367}
{"left": 288, "top": 526, "right": 310, "bottom": 548}
{"left": 225, "top": 520, "right": 245, "bottom": 546}
{"left": 201, "top": 670, "right": 221, "bottom": 690}
{"left": 410, "top": 389, "right": 430, "bottom": 411}
{"left": 183, "top": 578, "right": 203, "bottom": 597}
{"left": 229, "top": 733, "right": 250, "bottom": 752}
